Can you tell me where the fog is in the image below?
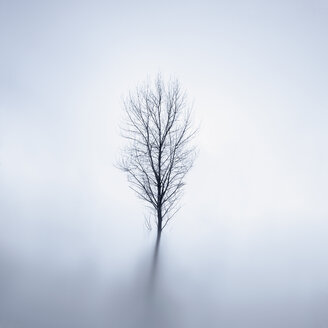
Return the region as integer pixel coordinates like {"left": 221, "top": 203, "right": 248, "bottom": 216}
{"left": 1, "top": 0, "right": 328, "bottom": 327}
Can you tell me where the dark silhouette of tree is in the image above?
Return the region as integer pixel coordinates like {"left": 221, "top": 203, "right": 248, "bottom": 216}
{"left": 118, "top": 75, "right": 197, "bottom": 281}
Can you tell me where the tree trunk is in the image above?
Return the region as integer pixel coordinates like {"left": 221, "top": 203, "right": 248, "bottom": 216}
{"left": 153, "top": 227, "right": 161, "bottom": 270}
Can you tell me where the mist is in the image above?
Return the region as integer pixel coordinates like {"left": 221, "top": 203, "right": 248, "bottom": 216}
{"left": 1, "top": 0, "right": 328, "bottom": 327}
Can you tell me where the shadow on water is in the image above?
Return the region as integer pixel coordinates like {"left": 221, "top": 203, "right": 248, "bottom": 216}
{"left": 135, "top": 231, "right": 182, "bottom": 328}
{"left": 148, "top": 230, "right": 161, "bottom": 295}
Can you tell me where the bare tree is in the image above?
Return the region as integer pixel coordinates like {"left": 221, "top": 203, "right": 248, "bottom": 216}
{"left": 118, "top": 75, "right": 197, "bottom": 275}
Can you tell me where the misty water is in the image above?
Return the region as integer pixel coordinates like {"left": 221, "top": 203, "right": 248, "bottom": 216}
{"left": 1, "top": 177, "right": 327, "bottom": 327}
